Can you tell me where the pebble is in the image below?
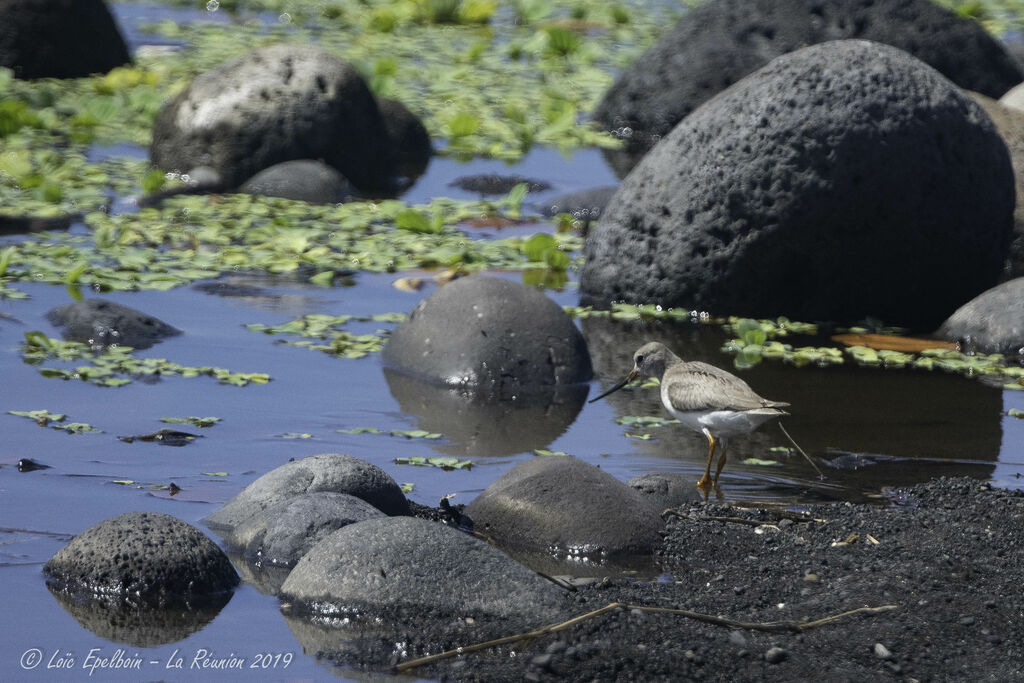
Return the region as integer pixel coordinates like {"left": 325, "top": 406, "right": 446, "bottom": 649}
{"left": 874, "top": 643, "right": 893, "bottom": 660}
{"left": 765, "top": 647, "right": 788, "bottom": 664}
{"left": 530, "top": 654, "right": 553, "bottom": 670}
{"left": 960, "top": 616, "right": 976, "bottom": 626}
{"left": 729, "top": 631, "right": 748, "bottom": 648}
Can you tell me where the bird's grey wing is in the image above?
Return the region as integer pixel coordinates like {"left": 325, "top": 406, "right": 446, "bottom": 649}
{"left": 664, "top": 362, "right": 788, "bottom": 412}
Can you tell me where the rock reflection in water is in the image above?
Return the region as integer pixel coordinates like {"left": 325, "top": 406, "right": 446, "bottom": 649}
{"left": 383, "top": 367, "right": 587, "bottom": 457}
{"left": 583, "top": 317, "right": 1002, "bottom": 496}
{"left": 46, "top": 586, "right": 231, "bottom": 648}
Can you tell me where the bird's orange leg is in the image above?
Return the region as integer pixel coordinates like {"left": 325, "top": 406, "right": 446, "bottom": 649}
{"left": 713, "top": 438, "right": 728, "bottom": 485}
{"left": 696, "top": 428, "right": 716, "bottom": 489}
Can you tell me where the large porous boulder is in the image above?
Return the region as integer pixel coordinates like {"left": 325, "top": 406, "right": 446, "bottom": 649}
{"left": 936, "top": 278, "right": 1024, "bottom": 354}
{"left": 580, "top": 40, "right": 1015, "bottom": 330}
{"left": 281, "top": 517, "right": 565, "bottom": 621}
{"left": 46, "top": 298, "right": 181, "bottom": 349}
{"left": 595, "top": 0, "right": 1024, "bottom": 174}
{"left": 969, "top": 92, "right": 1024, "bottom": 278}
{"left": 382, "top": 275, "right": 592, "bottom": 398}
{"left": 44, "top": 512, "right": 238, "bottom": 606}
{"left": 150, "top": 43, "right": 396, "bottom": 192}
{"left": 229, "top": 492, "right": 386, "bottom": 568}
{"left": 0, "top": 0, "right": 130, "bottom": 79}
{"left": 464, "top": 456, "right": 664, "bottom": 561}
{"left": 237, "top": 159, "right": 355, "bottom": 204}
{"left": 206, "top": 453, "right": 410, "bottom": 533}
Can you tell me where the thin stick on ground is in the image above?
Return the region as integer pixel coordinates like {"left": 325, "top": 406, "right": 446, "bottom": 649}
{"left": 779, "top": 421, "right": 825, "bottom": 479}
{"left": 393, "top": 602, "right": 897, "bottom": 673}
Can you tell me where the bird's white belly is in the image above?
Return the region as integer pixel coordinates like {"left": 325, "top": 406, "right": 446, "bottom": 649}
{"left": 665, "top": 403, "right": 780, "bottom": 439}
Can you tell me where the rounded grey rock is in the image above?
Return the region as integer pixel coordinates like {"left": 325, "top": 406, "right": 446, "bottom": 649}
{"left": 377, "top": 96, "right": 432, "bottom": 181}
{"left": 936, "top": 278, "right": 1024, "bottom": 354}
{"left": 44, "top": 512, "right": 238, "bottom": 606}
{"left": 0, "top": 0, "right": 130, "bottom": 79}
{"left": 205, "top": 453, "right": 410, "bottom": 532}
{"left": 465, "top": 456, "right": 664, "bottom": 559}
{"left": 280, "top": 517, "right": 565, "bottom": 621}
{"left": 628, "top": 472, "right": 703, "bottom": 510}
{"left": 238, "top": 159, "right": 355, "bottom": 204}
{"left": 541, "top": 186, "right": 619, "bottom": 222}
{"left": 382, "top": 275, "right": 592, "bottom": 397}
{"left": 230, "top": 492, "right": 386, "bottom": 567}
{"left": 595, "top": 0, "right": 1023, "bottom": 174}
{"left": 581, "top": 40, "right": 1014, "bottom": 330}
{"left": 46, "top": 298, "right": 182, "bottom": 349}
{"left": 150, "top": 43, "right": 394, "bottom": 192}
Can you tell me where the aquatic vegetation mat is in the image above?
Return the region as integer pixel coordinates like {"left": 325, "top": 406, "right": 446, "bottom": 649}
{"left": 20, "top": 331, "right": 270, "bottom": 387}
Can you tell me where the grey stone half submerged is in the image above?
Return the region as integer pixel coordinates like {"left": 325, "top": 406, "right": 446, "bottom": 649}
{"left": 465, "top": 456, "right": 665, "bottom": 559}
{"left": 238, "top": 159, "right": 355, "bottom": 204}
{"left": 44, "top": 512, "right": 238, "bottom": 605}
{"left": 382, "top": 275, "right": 592, "bottom": 397}
{"left": 937, "top": 278, "right": 1024, "bottom": 355}
{"left": 581, "top": 40, "right": 1014, "bottom": 330}
{"left": 46, "top": 298, "right": 182, "bottom": 349}
{"left": 280, "top": 517, "right": 565, "bottom": 621}
{"left": 150, "top": 43, "right": 394, "bottom": 192}
{"left": 206, "top": 453, "right": 410, "bottom": 533}
{"left": 230, "top": 492, "right": 386, "bottom": 567}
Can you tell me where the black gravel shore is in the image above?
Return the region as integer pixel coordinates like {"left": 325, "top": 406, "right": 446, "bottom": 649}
{"left": 386, "top": 477, "right": 1024, "bottom": 681}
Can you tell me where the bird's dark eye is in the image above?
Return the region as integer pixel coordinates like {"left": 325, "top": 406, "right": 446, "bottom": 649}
{"left": 636, "top": 355, "right": 644, "bottom": 364}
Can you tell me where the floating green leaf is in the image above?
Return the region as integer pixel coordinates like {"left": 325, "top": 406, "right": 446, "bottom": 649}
{"left": 394, "top": 456, "right": 472, "bottom": 470}
{"left": 391, "top": 429, "right": 443, "bottom": 439}
{"left": 161, "top": 416, "right": 221, "bottom": 428}
{"left": 533, "top": 448, "right": 568, "bottom": 456}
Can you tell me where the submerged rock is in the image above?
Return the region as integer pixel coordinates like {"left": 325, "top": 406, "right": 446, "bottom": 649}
{"left": 540, "top": 186, "right": 619, "bottom": 222}
{"left": 465, "top": 456, "right": 664, "bottom": 561}
{"left": 229, "top": 491, "right": 386, "bottom": 567}
{"left": 206, "top": 453, "right": 410, "bottom": 533}
{"left": 595, "top": 0, "right": 1024, "bottom": 174}
{"left": 449, "top": 174, "right": 551, "bottom": 195}
{"left": 238, "top": 159, "right": 355, "bottom": 204}
{"left": 44, "top": 512, "right": 238, "bottom": 606}
{"left": 382, "top": 275, "right": 592, "bottom": 398}
{"left": 581, "top": 40, "right": 1014, "bottom": 330}
{"left": 0, "top": 0, "right": 130, "bottom": 79}
{"left": 46, "top": 298, "right": 182, "bottom": 349}
{"left": 150, "top": 43, "right": 398, "bottom": 192}
{"left": 937, "top": 278, "right": 1024, "bottom": 355}
{"left": 280, "top": 517, "right": 565, "bottom": 621}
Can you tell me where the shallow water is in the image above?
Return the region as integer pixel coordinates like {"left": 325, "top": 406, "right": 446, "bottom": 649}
{"left": 3, "top": 3, "right": 1024, "bottom": 681}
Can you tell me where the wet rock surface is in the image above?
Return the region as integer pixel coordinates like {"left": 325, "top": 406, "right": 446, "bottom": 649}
{"left": 229, "top": 491, "right": 386, "bottom": 568}
{"left": 150, "top": 43, "right": 398, "bottom": 192}
{"left": 46, "top": 298, "right": 182, "bottom": 349}
{"left": 539, "top": 185, "right": 618, "bottom": 223}
{"left": 628, "top": 471, "right": 704, "bottom": 509}
{"left": 280, "top": 516, "right": 565, "bottom": 622}
{"left": 205, "top": 453, "right": 411, "bottom": 532}
{"left": 43, "top": 511, "right": 238, "bottom": 606}
{"left": 596, "top": 0, "right": 1023, "bottom": 173}
{"left": 237, "top": 159, "right": 355, "bottom": 204}
{"left": 448, "top": 174, "right": 551, "bottom": 195}
{"left": 382, "top": 275, "right": 592, "bottom": 397}
{"left": 392, "top": 478, "right": 1024, "bottom": 681}
{"left": 937, "top": 277, "right": 1024, "bottom": 354}
{"left": 464, "top": 456, "right": 665, "bottom": 560}
{"left": 581, "top": 40, "right": 1014, "bottom": 330}
{"left": 0, "top": 0, "right": 131, "bottom": 79}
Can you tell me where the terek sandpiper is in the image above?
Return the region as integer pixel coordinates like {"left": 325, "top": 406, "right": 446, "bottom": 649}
{"left": 590, "top": 341, "right": 789, "bottom": 489}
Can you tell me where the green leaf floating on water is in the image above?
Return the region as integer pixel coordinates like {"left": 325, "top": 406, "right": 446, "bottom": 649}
{"left": 625, "top": 432, "right": 654, "bottom": 440}
{"left": 1009, "top": 409, "right": 1024, "bottom": 419}
{"left": 615, "top": 415, "right": 679, "bottom": 427}
{"left": 161, "top": 416, "right": 221, "bottom": 428}
{"left": 533, "top": 449, "right": 568, "bottom": 456}
{"left": 9, "top": 409, "right": 67, "bottom": 425}
{"left": 394, "top": 456, "right": 472, "bottom": 470}
{"left": 743, "top": 458, "right": 781, "bottom": 466}
{"left": 391, "top": 429, "right": 443, "bottom": 439}
{"left": 21, "top": 332, "right": 270, "bottom": 387}
{"left": 337, "top": 427, "right": 385, "bottom": 435}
